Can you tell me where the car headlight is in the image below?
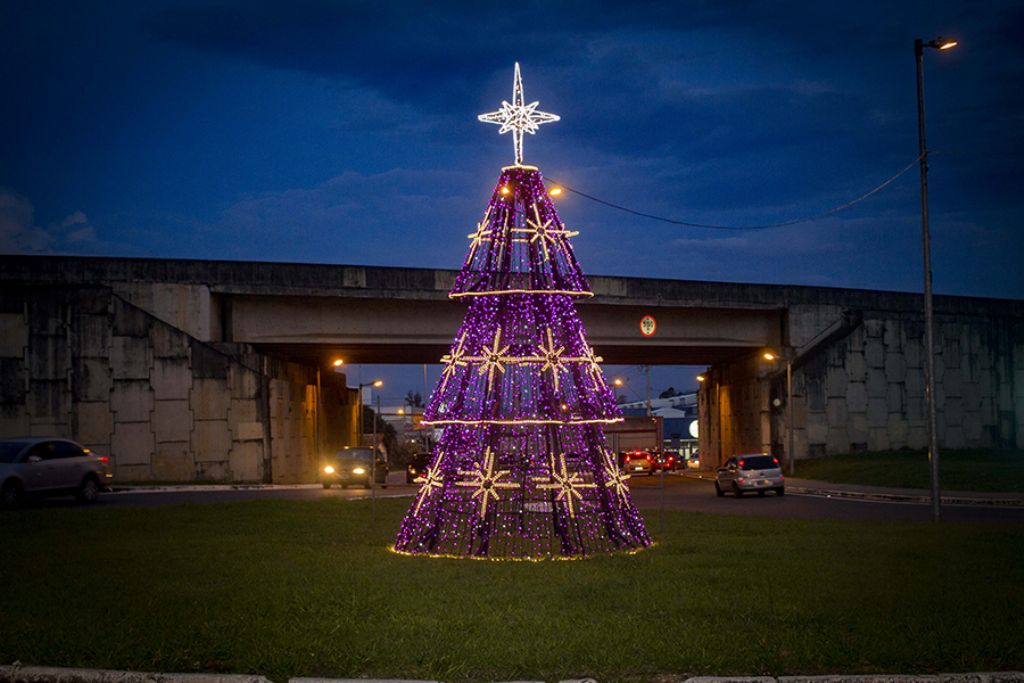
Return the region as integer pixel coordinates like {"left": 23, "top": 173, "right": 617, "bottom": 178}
{"left": 323, "top": 465, "right": 335, "bottom": 474}
{"left": 352, "top": 467, "right": 366, "bottom": 475}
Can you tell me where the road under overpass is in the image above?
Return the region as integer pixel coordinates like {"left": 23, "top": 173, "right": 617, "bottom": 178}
{"left": 2, "top": 256, "right": 1021, "bottom": 482}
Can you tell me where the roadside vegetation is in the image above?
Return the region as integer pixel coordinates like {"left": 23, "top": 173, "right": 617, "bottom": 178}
{"left": 1, "top": 498, "right": 1022, "bottom": 682}
{"left": 793, "top": 448, "right": 1024, "bottom": 492}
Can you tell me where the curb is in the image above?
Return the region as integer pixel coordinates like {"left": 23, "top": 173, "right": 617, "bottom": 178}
{"left": 784, "top": 486, "right": 1024, "bottom": 507}
{"left": 108, "top": 484, "right": 324, "bottom": 494}
{"left": 680, "top": 473, "right": 1024, "bottom": 508}
{"left": 0, "top": 665, "right": 271, "bottom": 683}
{"left": 3, "top": 666, "right": 1022, "bottom": 683}
{"left": 107, "top": 485, "right": 416, "bottom": 497}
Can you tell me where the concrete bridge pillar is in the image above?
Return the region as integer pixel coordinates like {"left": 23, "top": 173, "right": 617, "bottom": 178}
{"left": 697, "top": 354, "right": 774, "bottom": 470}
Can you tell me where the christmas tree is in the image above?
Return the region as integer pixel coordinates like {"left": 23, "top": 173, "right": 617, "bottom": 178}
{"left": 393, "top": 63, "right": 650, "bottom": 559}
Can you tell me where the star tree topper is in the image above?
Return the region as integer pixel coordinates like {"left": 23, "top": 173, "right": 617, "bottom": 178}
{"left": 478, "top": 62, "right": 560, "bottom": 166}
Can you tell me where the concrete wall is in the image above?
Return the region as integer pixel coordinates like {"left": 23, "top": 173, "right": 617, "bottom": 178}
{"left": 0, "top": 285, "right": 357, "bottom": 483}
{"left": 699, "top": 306, "right": 1024, "bottom": 467}
{"left": 698, "top": 355, "right": 772, "bottom": 464}
{"left": 5, "top": 256, "right": 1022, "bottom": 474}
{"left": 779, "top": 308, "right": 1023, "bottom": 459}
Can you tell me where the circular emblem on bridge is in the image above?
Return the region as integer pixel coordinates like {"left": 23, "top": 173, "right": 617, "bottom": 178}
{"left": 639, "top": 314, "right": 657, "bottom": 337}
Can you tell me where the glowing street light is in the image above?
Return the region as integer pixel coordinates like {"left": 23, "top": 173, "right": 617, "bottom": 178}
{"left": 696, "top": 374, "right": 706, "bottom": 383}
{"left": 763, "top": 349, "right": 794, "bottom": 476}
{"left": 332, "top": 358, "right": 344, "bottom": 367}
{"left": 356, "top": 378, "right": 384, "bottom": 528}
{"left": 914, "top": 34, "right": 958, "bottom": 523}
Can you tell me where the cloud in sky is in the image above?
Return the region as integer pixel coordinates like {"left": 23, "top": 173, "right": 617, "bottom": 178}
{"left": 0, "top": 189, "right": 96, "bottom": 253}
{"left": 1, "top": 0, "right": 1021, "bottom": 300}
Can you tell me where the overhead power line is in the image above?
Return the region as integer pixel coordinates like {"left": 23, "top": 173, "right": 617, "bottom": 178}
{"left": 547, "top": 154, "right": 922, "bottom": 231}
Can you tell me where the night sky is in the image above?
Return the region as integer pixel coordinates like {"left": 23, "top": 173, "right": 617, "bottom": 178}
{"left": 2, "top": 1, "right": 1022, "bottom": 403}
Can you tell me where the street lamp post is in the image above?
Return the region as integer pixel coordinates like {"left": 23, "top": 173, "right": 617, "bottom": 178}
{"left": 764, "top": 352, "right": 794, "bottom": 475}
{"left": 915, "top": 35, "right": 957, "bottom": 523}
{"left": 612, "top": 376, "right": 644, "bottom": 406}
{"left": 645, "top": 364, "right": 652, "bottom": 417}
{"left": 356, "top": 379, "right": 383, "bottom": 527}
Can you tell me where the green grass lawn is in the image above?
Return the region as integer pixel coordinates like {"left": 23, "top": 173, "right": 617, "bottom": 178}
{"left": 793, "top": 449, "right": 1024, "bottom": 492}
{"left": 1, "top": 499, "right": 1023, "bottom": 682}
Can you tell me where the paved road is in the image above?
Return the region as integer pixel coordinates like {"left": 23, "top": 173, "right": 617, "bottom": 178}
{"left": 627, "top": 474, "right": 1024, "bottom": 523}
{"left": 14, "top": 473, "right": 1024, "bottom": 523}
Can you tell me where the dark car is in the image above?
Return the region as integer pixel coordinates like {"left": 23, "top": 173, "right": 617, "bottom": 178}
{"left": 651, "top": 451, "right": 678, "bottom": 472}
{"left": 321, "top": 447, "right": 388, "bottom": 489}
{"left": 406, "top": 452, "right": 432, "bottom": 484}
{"left": 0, "top": 437, "right": 113, "bottom": 508}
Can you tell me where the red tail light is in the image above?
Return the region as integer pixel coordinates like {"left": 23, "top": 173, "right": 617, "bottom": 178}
{"left": 739, "top": 459, "right": 746, "bottom": 468}
{"left": 98, "top": 456, "right": 110, "bottom": 463}
{"left": 772, "top": 457, "right": 779, "bottom": 465}
{"left": 625, "top": 455, "right": 631, "bottom": 463}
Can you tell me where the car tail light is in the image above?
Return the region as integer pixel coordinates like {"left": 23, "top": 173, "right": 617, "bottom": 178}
{"left": 772, "top": 457, "right": 779, "bottom": 465}
{"left": 98, "top": 456, "right": 110, "bottom": 463}
{"left": 739, "top": 459, "right": 745, "bottom": 468}
{"left": 625, "top": 455, "right": 631, "bottom": 463}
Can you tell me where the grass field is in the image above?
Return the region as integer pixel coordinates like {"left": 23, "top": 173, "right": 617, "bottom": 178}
{"left": 793, "top": 449, "right": 1024, "bottom": 492}
{"left": 1, "top": 498, "right": 1023, "bottom": 682}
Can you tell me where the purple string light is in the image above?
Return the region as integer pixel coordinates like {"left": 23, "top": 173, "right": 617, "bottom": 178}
{"left": 394, "top": 166, "right": 651, "bottom": 560}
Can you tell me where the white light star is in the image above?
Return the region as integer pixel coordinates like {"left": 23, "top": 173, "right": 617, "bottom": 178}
{"left": 478, "top": 62, "right": 560, "bottom": 166}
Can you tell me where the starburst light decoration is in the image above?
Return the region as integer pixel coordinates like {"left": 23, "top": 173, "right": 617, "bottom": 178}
{"left": 412, "top": 451, "right": 448, "bottom": 515}
{"left": 601, "top": 448, "right": 632, "bottom": 505}
{"left": 455, "top": 447, "right": 520, "bottom": 518}
{"left": 476, "top": 327, "right": 511, "bottom": 391}
{"left": 478, "top": 62, "right": 560, "bottom": 166}
{"left": 393, "top": 63, "right": 650, "bottom": 560}
{"left": 532, "top": 453, "right": 598, "bottom": 518}
{"left": 439, "top": 334, "right": 468, "bottom": 392}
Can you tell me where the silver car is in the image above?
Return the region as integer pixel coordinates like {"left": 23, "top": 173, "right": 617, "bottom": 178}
{"left": 622, "top": 451, "right": 653, "bottom": 476}
{"left": 0, "top": 438, "right": 113, "bottom": 507}
{"left": 715, "top": 454, "right": 785, "bottom": 497}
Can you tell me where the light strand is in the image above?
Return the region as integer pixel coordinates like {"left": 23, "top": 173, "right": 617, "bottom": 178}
{"left": 546, "top": 154, "right": 922, "bottom": 231}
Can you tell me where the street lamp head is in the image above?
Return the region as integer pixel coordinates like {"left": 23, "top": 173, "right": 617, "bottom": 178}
{"left": 919, "top": 36, "right": 959, "bottom": 53}
{"left": 763, "top": 352, "right": 777, "bottom": 361}
{"left": 696, "top": 374, "right": 706, "bottom": 383}
{"left": 373, "top": 380, "right": 383, "bottom": 388}
{"left": 332, "top": 358, "right": 344, "bottom": 367}
{"left": 930, "top": 37, "right": 958, "bottom": 50}
{"left": 613, "top": 378, "right": 624, "bottom": 387}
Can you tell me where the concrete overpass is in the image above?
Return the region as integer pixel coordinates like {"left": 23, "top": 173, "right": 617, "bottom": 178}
{"left": 2, "top": 256, "right": 1021, "bottom": 482}
{"left": 2, "top": 256, "right": 784, "bottom": 365}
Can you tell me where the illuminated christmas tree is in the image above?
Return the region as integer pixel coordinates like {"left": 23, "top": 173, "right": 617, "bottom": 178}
{"left": 393, "top": 63, "right": 650, "bottom": 559}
